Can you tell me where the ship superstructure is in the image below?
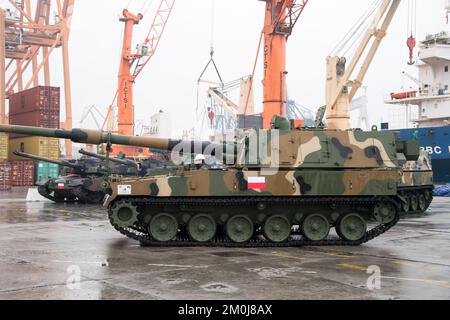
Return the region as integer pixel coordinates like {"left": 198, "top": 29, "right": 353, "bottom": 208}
{"left": 386, "top": 32, "right": 450, "bottom": 184}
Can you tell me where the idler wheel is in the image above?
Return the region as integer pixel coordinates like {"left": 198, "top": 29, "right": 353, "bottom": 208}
{"left": 336, "top": 213, "right": 367, "bottom": 242}
{"left": 187, "top": 214, "right": 217, "bottom": 243}
{"left": 373, "top": 203, "right": 397, "bottom": 224}
{"left": 418, "top": 193, "right": 427, "bottom": 212}
{"left": 149, "top": 213, "right": 178, "bottom": 242}
{"left": 301, "top": 214, "right": 330, "bottom": 242}
{"left": 225, "top": 215, "right": 254, "bottom": 243}
{"left": 263, "top": 215, "right": 291, "bottom": 243}
{"left": 111, "top": 201, "right": 140, "bottom": 229}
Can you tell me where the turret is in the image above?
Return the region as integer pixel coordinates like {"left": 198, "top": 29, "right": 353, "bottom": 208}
{"left": 0, "top": 121, "right": 419, "bottom": 170}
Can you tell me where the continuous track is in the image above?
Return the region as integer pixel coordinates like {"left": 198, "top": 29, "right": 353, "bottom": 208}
{"left": 108, "top": 196, "right": 409, "bottom": 247}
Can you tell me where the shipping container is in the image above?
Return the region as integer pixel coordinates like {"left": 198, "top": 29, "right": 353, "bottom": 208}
{"left": 0, "top": 133, "right": 8, "bottom": 161}
{"left": 9, "top": 110, "right": 60, "bottom": 138}
{"left": 9, "top": 86, "right": 60, "bottom": 115}
{"left": 35, "top": 162, "right": 60, "bottom": 183}
{"left": 9, "top": 137, "right": 60, "bottom": 160}
{"left": 11, "top": 160, "right": 35, "bottom": 187}
{"left": 0, "top": 161, "right": 12, "bottom": 191}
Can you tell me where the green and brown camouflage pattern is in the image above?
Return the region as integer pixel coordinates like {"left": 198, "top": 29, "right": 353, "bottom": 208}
{"left": 0, "top": 119, "right": 435, "bottom": 245}
{"left": 0, "top": 122, "right": 433, "bottom": 202}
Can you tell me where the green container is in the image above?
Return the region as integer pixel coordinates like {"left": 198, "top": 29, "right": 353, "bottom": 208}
{"left": 35, "top": 161, "right": 60, "bottom": 183}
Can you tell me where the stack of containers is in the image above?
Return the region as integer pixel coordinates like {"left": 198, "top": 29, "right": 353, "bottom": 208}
{"left": 0, "top": 162, "right": 12, "bottom": 191}
{"left": 0, "top": 133, "right": 12, "bottom": 191}
{"left": 8, "top": 86, "right": 61, "bottom": 185}
{"left": 11, "top": 161, "right": 35, "bottom": 187}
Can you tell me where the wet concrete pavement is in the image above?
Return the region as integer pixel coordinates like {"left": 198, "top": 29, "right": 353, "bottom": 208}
{"left": 0, "top": 188, "right": 449, "bottom": 300}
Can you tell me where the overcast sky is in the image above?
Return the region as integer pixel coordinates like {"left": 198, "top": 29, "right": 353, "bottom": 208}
{"left": 3, "top": 0, "right": 449, "bottom": 138}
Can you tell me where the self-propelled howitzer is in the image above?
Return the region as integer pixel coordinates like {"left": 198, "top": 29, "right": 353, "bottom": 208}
{"left": 13, "top": 150, "right": 105, "bottom": 203}
{"left": 0, "top": 117, "right": 434, "bottom": 246}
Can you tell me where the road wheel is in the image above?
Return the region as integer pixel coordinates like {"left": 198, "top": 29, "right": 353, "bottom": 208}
{"left": 149, "top": 213, "right": 178, "bottom": 242}
{"left": 301, "top": 214, "right": 330, "bottom": 242}
{"left": 418, "top": 193, "right": 427, "bottom": 212}
{"left": 410, "top": 194, "right": 419, "bottom": 212}
{"left": 401, "top": 196, "right": 410, "bottom": 213}
{"left": 336, "top": 213, "right": 367, "bottom": 242}
{"left": 226, "top": 215, "right": 254, "bottom": 243}
{"left": 263, "top": 215, "right": 291, "bottom": 243}
{"left": 187, "top": 214, "right": 217, "bottom": 243}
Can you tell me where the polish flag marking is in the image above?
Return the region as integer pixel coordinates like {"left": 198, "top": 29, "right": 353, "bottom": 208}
{"left": 57, "top": 183, "right": 65, "bottom": 190}
{"left": 248, "top": 177, "right": 266, "bottom": 190}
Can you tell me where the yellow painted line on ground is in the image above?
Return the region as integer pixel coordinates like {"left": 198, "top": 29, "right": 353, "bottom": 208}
{"left": 337, "top": 263, "right": 376, "bottom": 272}
{"left": 382, "top": 276, "right": 450, "bottom": 290}
{"left": 426, "top": 280, "right": 450, "bottom": 289}
{"left": 389, "top": 260, "right": 434, "bottom": 270}
{"left": 238, "top": 249, "right": 305, "bottom": 261}
{"left": 324, "top": 252, "right": 354, "bottom": 258}
{"left": 271, "top": 252, "right": 305, "bottom": 261}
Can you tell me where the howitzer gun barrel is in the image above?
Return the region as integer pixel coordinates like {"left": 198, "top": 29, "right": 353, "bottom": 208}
{"left": 13, "top": 151, "right": 82, "bottom": 170}
{"left": 0, "top": 125, "right": 231, "bottom": 155}
{"left": 79, "top": 149, "right": 136, "bottom": 166}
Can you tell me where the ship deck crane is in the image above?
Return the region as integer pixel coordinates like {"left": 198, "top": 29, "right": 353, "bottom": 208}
{"left": 402, "top": 70, "right": 422, "bottom": 87}
{"left": 325, "top": 0, "right": 401, "bottom": 130}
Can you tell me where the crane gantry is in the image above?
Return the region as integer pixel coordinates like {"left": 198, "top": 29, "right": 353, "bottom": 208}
{"left": 0, "top": 0, "right": 75, "bottom": 157}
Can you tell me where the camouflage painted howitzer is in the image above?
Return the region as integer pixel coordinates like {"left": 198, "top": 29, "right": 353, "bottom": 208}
{"left": 14, "top": 149, "right": 133, "bottom": 204}
{"left": 0, "top": 118, "right": 434, "bottom": 246}
{"left": 13, "top": 150, "right": 105, "bottom": 203}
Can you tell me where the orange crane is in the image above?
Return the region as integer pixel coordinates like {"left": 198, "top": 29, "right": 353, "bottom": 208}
{"left": 106, "top": 0, "right": 175, "bottom": 156}
{"left": 261, "top": 0, "right": 308, "bottom": 129}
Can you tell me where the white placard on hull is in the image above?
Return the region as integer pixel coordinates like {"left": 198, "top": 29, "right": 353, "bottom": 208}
{"left": 118, "top": 185, "right": 132, "bottom": 195}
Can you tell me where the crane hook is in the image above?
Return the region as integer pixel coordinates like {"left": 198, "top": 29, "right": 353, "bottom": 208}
{"left": 407, "top": 35, "right": 416, "bottom": 66}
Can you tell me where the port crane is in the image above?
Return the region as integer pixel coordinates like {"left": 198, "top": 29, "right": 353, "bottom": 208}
{"left": 202, "top": 0, "right": 309, "bottom": 132}
{"left": 325, "top": 0, "right": 401, "bottom": 130}
{"left": 260, "top": 0, "right": 309, "bottom": 129}
{"left": 104, "top": 0, "right": 175, "bottom": 155}
{"left": 0, "top": 0, "right": 75, "bottom": 157}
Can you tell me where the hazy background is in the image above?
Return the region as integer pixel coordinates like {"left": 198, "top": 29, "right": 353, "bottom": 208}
{"left": 3, "top": 0, "right": 449, "bottom": 138}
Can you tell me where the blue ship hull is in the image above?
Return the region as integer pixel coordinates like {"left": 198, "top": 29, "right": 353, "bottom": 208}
{"left": 395, "top": 127, "right": 450, "bottom": 184}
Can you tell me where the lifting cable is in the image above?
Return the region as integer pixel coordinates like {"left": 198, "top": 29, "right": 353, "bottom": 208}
{"left": 407, "top": 0, "right": 417, "bottom": 65}
{"left": 125, "top": 0, "right": 133, "bottom": 10}
{"left": 196, "top": 0, "right": 224, "bottom": 116}
{"left": 141, "top": 0, "right": 154, "bottom": 16}
{"left": 330, "top": 0, "right": 381, "bottom": 57}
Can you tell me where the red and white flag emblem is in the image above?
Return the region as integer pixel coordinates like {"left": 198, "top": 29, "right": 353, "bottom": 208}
{"left": 248, "top": 177, "right": 266, "bottom": 190}
{"left": 57, "top": 183, "right": 65, "bottom": 190}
